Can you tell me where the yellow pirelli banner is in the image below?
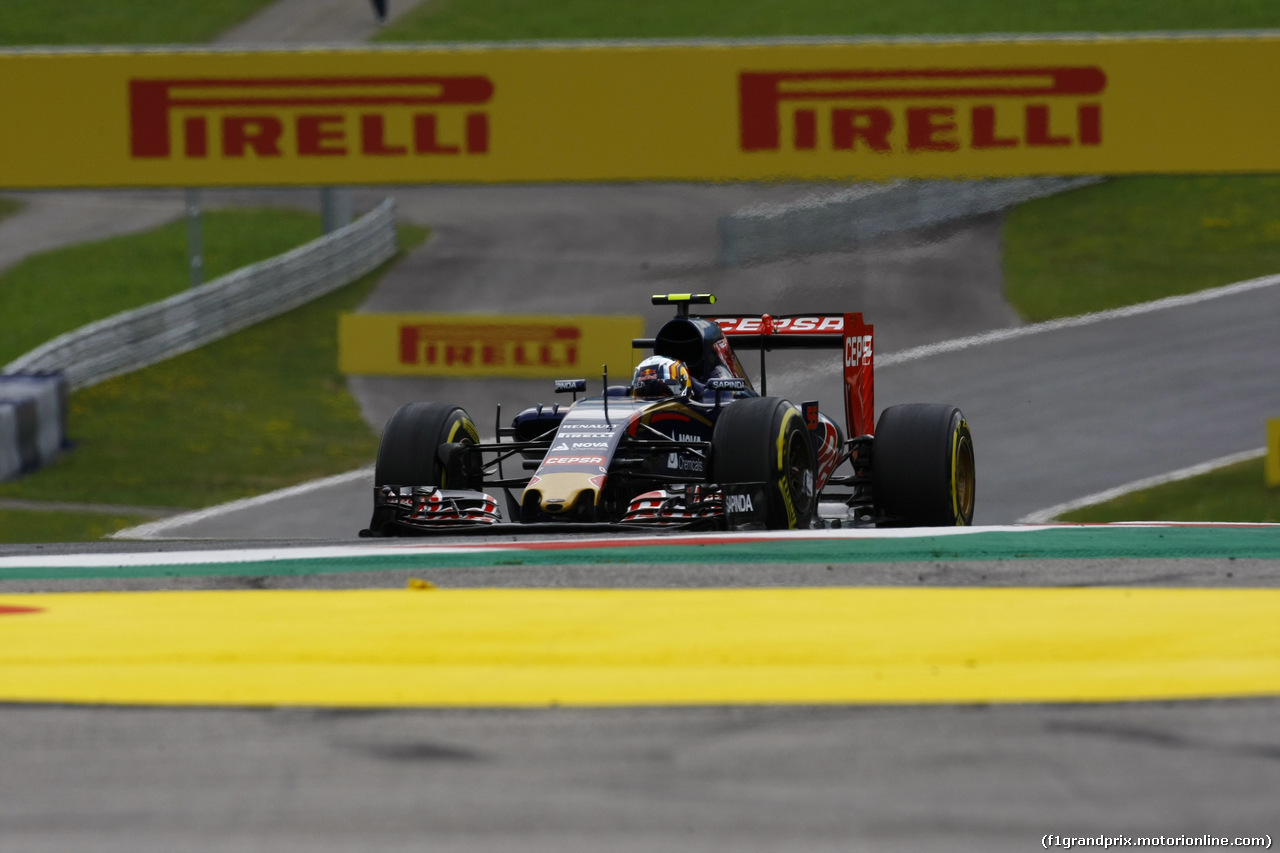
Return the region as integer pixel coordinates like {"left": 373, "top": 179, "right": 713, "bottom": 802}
{"left": 2, "top": 33, "right": 1279, "bottom": 188}
{"left": 339, "top": 313, "right": 644, "bottom": 378}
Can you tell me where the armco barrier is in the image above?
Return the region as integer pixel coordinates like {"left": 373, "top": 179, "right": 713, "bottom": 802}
{"left": 4, "top": 198, "right": 397, "bottom": 390}
{"left": 0, "top": 374, "right": 68, "bottom": 481}
{"left": 0, "top": 198, "right": 397, "bottom": 479}
{"left": 718, "top": 176, "right": 1102, "bottom": 265}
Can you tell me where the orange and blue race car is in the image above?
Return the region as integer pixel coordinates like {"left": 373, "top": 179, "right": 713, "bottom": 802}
{"left": 363, "top": 293, "right": 974, "bottom": 535}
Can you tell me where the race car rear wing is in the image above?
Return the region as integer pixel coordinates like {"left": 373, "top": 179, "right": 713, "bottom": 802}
{"left": 636, "top": 295, "right": 875, "bottom": 438}
{"left": 701, "top": 312, "right": 875, "bottom": 438}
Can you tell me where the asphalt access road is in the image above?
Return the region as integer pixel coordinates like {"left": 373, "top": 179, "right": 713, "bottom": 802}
{"left": 216, "top": 0, "right": 425, "bottom": 44}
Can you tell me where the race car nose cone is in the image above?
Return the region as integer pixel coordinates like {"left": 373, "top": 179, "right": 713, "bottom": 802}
{"left": 542, "top": 491, "right": 591, "bottom": 515}
{"left": 532, "top": 476, "right": 599, "bottom": 519}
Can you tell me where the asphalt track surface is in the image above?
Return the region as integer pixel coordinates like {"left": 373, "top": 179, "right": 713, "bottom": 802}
{"left": 3, "top": 6, "right": 1280, "bottom": 853}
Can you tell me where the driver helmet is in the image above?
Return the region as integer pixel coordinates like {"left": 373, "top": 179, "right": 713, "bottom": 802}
{"left": 632, "top": 355, "right": 692, "bottom": 398}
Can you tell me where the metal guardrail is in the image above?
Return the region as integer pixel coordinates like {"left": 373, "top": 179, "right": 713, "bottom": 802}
{"left": 3, "top": 197, "right": 397, "bottom": 390}
{"left": 718, "top": 177, "right": 1103, "bottom": 265}
{"left": 0, "top": 198, "right": 397, "bottom": 480}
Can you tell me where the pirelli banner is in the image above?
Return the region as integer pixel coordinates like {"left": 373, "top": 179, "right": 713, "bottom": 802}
{"left": 339, "top": 313, "right": 645, "bottom": 378}
{"left": 2, "top": 33, "right": 1279, "bottom": 187}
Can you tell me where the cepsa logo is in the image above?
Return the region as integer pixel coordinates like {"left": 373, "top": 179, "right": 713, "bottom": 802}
{"left": 739, "top": 66, "right": 1105, "bottom": 155}
{"left": 715, "top": 316, "right": 844, "bottom": 334}
{"left": 399, "top": 323, "right": 580, "bottom": 369}
{"left": 542, "top": 456, "right": 606, "bottom": 466}
{"left": 845, "top": 332, "right": 872, "bottom": 367}
{"left": 129, "top": 75, "right": 493, "bottom": 161}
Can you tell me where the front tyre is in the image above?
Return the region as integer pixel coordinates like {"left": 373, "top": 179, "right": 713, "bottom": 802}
{"left": 872, "top": 404, "right": 975, "bottom": 526}
{"left": 712, "top": 397, "right": 816, "bottom": 529}
{"left": 374, "top": 402, "right": 481, "bottom": 490}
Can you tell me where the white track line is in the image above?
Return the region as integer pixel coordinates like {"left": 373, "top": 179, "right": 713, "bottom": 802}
{"left": 880, "top": 272, "right": 1280, "bottom": 366}
{"left": 12, "top": 523, "right": 1280, "bottom": 571}
{"left": 1019, "top": 448, "right": 1267, "bottom": 523}
{"left": 0, "top": 542, "right": 514, "bottom": 570}
{"left": 111, "top": 465, "right": 374, "bottom": 540}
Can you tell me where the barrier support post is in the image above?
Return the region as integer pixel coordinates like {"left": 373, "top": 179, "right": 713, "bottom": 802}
{"left": 185, "top": 188, "right": 203, "bottom": 288}
{"left": 1267, "top": 419, "right": 1280, "bottom": 487}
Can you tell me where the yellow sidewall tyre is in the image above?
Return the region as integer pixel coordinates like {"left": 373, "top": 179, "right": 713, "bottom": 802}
{"left": 374, "top": 402, "right": 481, "bottom": 491}
{"left": 712, "top": 397, "right": 817, "bottom": 529}
{"left": 872, "top": 403, "right": 975, "bottom": 526}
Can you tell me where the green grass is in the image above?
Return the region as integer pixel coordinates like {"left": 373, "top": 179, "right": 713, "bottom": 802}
{"left": 1060, "top": 457, "right": 1280, "bottom": 523}
{"left": 381, "top": 0, "right": 1280, "bottom": 42}
{"left": 0, "top": 509, "right": 154, "bottom": 544}
{"left": 0, "top": 197, "right": 22, "bottom": 223}
{"left": 0, "top": 0, "right": 273, "bottom": 46}
{"left": 1004, "top": 176, "right": 1280, "bottom": 321}
{"left": 0, "top": 209, "right": 323, "bottom": 366}
{"left": 0, "top": 223, "right": 426, "bottom": 520}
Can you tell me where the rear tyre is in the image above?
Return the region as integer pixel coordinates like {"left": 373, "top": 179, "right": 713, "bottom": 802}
{"left": 374, "top": 402, "right": 481, "bottom": 490}
{"left": 872, "top": 404, "right": 975, "bottom": 526}
{"left": 712, "top": 397, "right": 816, "bottom": 529}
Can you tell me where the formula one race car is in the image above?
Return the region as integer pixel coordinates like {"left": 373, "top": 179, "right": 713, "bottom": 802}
{"left": 363, "top": 293, "right": 974, "bottom": 535}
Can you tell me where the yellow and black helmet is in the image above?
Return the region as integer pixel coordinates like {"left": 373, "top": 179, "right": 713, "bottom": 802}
{"left": 632, "top": 355, "right": 692, "bottom": 398}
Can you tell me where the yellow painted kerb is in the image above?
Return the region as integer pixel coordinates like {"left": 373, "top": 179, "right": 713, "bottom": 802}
{"left": 2, "top": 587, "right": 1279, "bottom": 708}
